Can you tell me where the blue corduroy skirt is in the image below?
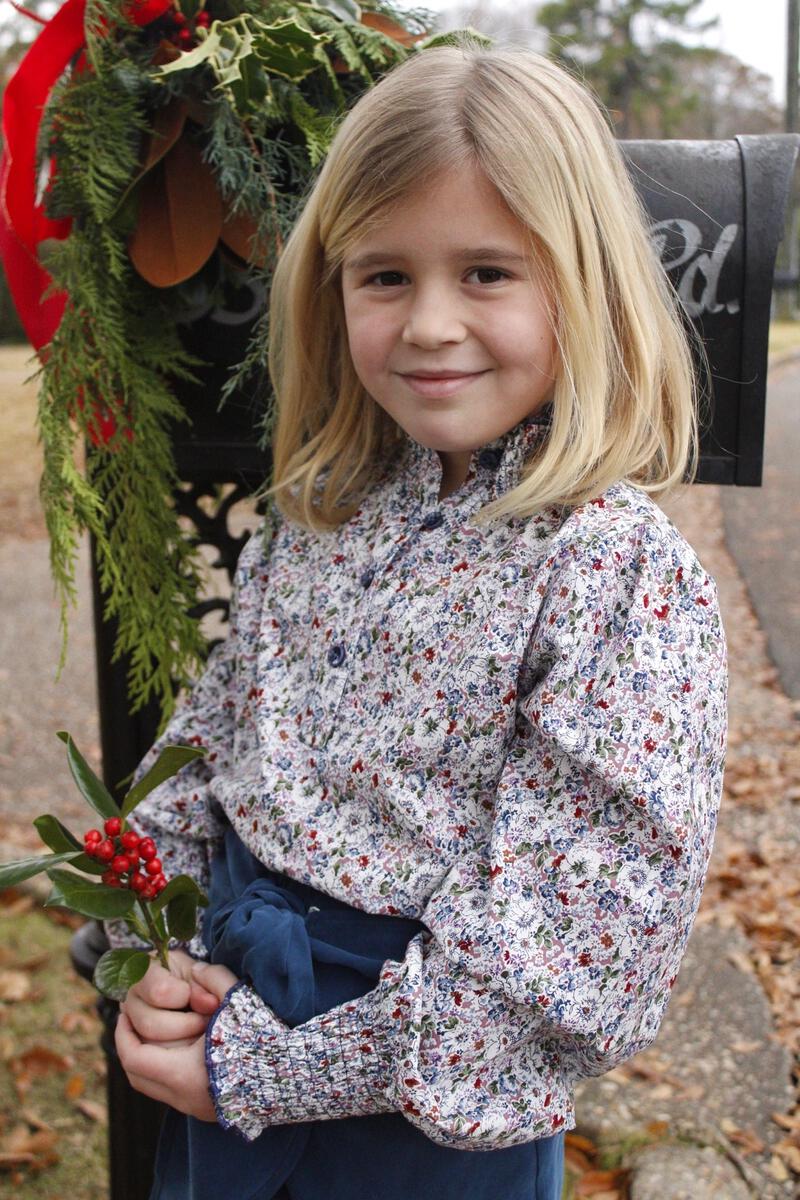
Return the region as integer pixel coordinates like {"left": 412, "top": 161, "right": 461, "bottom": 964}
{"left": 150, "top": 826, "right": 565, "bottom": 1200}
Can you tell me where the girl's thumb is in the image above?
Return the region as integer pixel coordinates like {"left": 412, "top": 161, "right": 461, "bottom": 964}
{"left": 190, "top": 959, "right": 239, "bottom": 1001}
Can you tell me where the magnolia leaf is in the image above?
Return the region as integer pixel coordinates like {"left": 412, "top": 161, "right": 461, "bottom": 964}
{"left": 113, "top": 99, "right": 189, "bottom": 219}
{"left": 151, "top": 873, "right": 209, "bottom": 914}
{"left": 0, "top": 851, "right": 84, "bottom": 890}
{"left": 33, "top": 814, "right": 81, "bottom": 853}
{"left": 143, "top": 100, "right": 188, "bottom": 174}
{"left": 45, "top": 869, "right": 135, "bottom": 920}
{"left": 360, "top": 10, "right": 418, "bottom": 46}
{"left": 93, "top": 948, "right": 152, "bottom": 1000}
{"left": 56, "top": 731, "right": 118, "bottom": 820}
{"left": 121, "top": 744, "right": 207, "bottom": 818}
{"left": 220, "top": 208, "right": 273, "bottom": 267}
{"left": 129, "top": 137, "right": 224, "bottom": 287}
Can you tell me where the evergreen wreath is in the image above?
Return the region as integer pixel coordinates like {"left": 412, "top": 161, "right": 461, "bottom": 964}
{"left": 2, "top": 0, "right": 476, "bottom": 723}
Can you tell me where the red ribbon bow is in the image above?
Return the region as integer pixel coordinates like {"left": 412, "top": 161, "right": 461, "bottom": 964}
{"left": 0, "top": 0, "right": 172, "bottom": 350}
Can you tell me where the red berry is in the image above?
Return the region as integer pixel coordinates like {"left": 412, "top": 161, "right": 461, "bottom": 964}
{"left": 152, "top": 874, "right": 167, "bottom": 894}
{"left": 173, "top": 9, "right": 186, "bottom": 24}
{"left": 145, "top": 858, "right": 162, "bottom": 877}
{"left": 141, "top": 883, "right": 157, "bottom": 901}
{"left": 120, "top": 831, "right": 140, "bottom": 851}
{"left": 126, "top": 850, "right": 140, "bottom": 868}
{"left": 111, "top": 854, "right": 131, "bottom": 875}
{"left": 177, "top": 27, "right": 192, "bottom": 43}
{"left": 129, "top": 871, "right": 148, "bottom": 893}
{"left": 101, "top": 870, "right": 121, "bottom": 887}
{"left": 139, "top": 838, "right": 157, "bottom": 861}
{"left": 104, "top": 817, "right": 122, "bottom": 837}
{"left": 197, "top": 10, "right": 210, "bottom": 25}
{"left": 84, "top": 828, "right": 102, "bottom": 844}
{"left": 96, "top": 839, "right": 115, "bottom": 862}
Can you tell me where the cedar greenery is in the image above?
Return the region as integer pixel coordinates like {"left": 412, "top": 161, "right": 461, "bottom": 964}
{"left": 34, "top": 0, "right": 453, "bottom": 723}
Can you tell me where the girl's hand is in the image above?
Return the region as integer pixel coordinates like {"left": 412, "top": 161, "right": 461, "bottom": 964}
{"left": 120, "top": 949, "right": 229, "bottom": 1048}
{"left": 116, "top": 960, "right": 240, "bottom": 1121}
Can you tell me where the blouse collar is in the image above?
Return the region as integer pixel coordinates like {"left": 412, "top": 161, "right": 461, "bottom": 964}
{"left": 395, "top": 407, "right": 553, "bottom": 512}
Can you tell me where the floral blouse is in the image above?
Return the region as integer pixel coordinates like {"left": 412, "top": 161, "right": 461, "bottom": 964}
{"left": 122, "top": 411, "right": 728, "bottom": 1149}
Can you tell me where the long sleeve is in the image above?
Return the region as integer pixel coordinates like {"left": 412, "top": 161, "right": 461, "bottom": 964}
{"left": 105, "top": 527, "right": 270, "bottom": 952}
{"left": 205, "top": 512, "right": 727, "bottom": 1147}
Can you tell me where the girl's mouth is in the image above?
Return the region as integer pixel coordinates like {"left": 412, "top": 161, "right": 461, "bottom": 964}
{"left": 400, "top": 371, "right": 487, "bottom": 398}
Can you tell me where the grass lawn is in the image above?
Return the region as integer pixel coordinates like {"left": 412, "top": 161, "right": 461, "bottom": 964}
{"left": 0, "top": 895, "right": 107, "bottom": 1198}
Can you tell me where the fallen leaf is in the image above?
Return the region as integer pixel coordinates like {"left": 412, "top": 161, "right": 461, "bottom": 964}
{"left": 775, "top": 1142, "right": 800, "bottom": 1173}
{"left": 768, "top": 1153, "right": 790, "bottom": 1182}
{"left": 0, "top": 1123, "right": 59, "bottom": 1173}
{"left": 565, "top": 1132, "right": 600, "bottom": 1156}
{"left": 10, "top": 1046, "right": 72, "bottom": 1077}
{"left": 0, "top": 970, "right": 31, "bottom": 1002}
{"left": 727, "top": 1127, "right": 766, "bottom": 1155}
{"left": 726, "top": 949, "right": 755, "bottom": 975}
{"left": 13, "top": 951, "right": 49, "bottom": 972}
{"left": 75, "top": 1099, "right": 107, "bottom": 1125}
{"left": 64, "top": 1074, "right": 85, "bottom": 1100}
{"left": 0, "top": 890, "right": 34, "bottom": 917}
{"left": 19, "top": 1111, "right": 53, "bottom": 1133}
{"left": 59, "top": 1010, "right": 98, "bottom": 1035}
{"left": 645, "top": 1120, "right": 670, "bottom": 1136}
{"left": 575, "top": 1168, "right": 629, "bottom": 1196}
{"left": 773, "top": 1111, "right": 800, "bottom": 1132}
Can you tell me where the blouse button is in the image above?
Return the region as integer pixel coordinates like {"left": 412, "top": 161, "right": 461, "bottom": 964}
{"left": 327, "top": 643, "right": 346, "bottom": 667}
{"left": 360, "top": 567, "right": 375, "bottom": 588}
{"left": 478, "top": 447, "right": 503, "bottom": 470}
{"left": 420, "top": 511, "right": 444, "bottom": 530}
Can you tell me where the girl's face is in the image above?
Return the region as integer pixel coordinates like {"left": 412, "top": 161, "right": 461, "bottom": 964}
{"left": 340, "top": 160, "right": 558, "bottom": 495}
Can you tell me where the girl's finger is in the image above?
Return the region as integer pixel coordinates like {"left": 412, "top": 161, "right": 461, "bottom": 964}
{"left": 132, "top": 961, "right": 191, "bottom": 1011}
{"left": 115, "top": 1010, "right": 169, "bottom": 1082}
{"left": 188, "top": 980, "right": 222, "bottom": 1016}
{"left": 190, "top": 961, "right": 239, "bottom": 1001}
{"left": 121, "top": 991, "right": 209, "bottom": 1042}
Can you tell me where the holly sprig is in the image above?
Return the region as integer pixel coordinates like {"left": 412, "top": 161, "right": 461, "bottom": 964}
{"left": 0, "top": 732, "right": 208, "bottom": 999}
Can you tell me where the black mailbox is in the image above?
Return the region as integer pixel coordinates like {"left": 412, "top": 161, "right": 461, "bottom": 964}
{"left": 623, "top": 134, "right": 799, "bottom": 486}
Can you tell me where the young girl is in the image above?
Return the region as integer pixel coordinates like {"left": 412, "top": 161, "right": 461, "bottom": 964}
{"left": 112, "top": 39, "right": 728, "bottom": 1200}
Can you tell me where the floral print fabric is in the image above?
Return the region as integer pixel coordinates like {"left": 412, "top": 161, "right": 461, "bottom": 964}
{"left": 124, "top": 412, "right": 728, "bottom": 1148}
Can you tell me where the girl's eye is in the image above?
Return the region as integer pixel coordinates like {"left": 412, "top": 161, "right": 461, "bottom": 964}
{"left": 466, "top": 267, "right": 508, "bottom": 285}
{"left": 366, "top": 271, "right": 407, "bottom": 287}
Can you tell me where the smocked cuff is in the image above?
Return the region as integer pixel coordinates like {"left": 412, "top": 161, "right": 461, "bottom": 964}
{"left": 205, "top": 981, "right": 397, "bottom": 1141}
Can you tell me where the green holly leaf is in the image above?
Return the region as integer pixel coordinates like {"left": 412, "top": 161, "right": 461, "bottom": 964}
{"left": 165, "top": 892, "right": 200, "bottom": 942}
{"left": 151, "top": 873, "right": 209, "bottom": 914}
{"left": 93, "top": 948, "right": 152, "bottom": 1000}
{"left": 45, "top": 868, "right": 135, "bottom": 920}
{"left": 121, "top": 745, "right": 207, "bottom": 819}
{"left": 0, "top": 851, "right": 85, "bottom": 889}
{"left": 32, "top": 816, "right": 106, "bottom": 876}
{"left": 33, "top": 815, "right": 106, "bottom": 877}
{"left": 33, "top": 813, "right": 81, "bottom": 852}
{"left": 57, "top": 732, "right": 118, "bottom": 821}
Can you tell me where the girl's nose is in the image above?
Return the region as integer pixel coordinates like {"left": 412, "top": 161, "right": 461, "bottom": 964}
{"left": 401, "top": 287, "right": 467, "bottom": 348}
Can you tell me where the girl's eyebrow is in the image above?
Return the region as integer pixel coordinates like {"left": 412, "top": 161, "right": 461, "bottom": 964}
{"left": 344, "top": 247, "right": 527, "bottom": 270}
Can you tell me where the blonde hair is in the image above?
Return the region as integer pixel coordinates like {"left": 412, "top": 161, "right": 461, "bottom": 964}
{"left": 263, "top": 39, "right": 701, "bottom": 531}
